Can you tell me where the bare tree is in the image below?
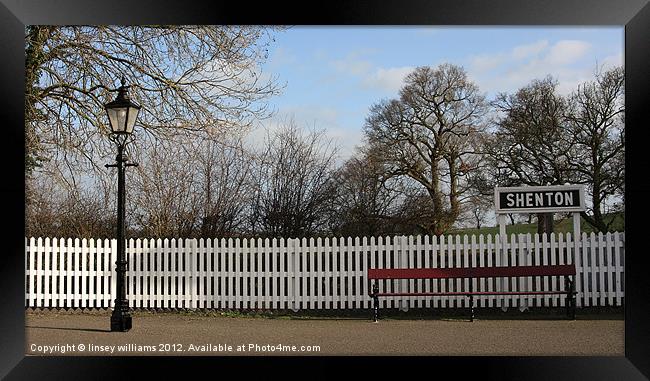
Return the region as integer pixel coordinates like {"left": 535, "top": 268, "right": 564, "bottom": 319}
{"left": 25, "top": 167, "right": 116, "bottom": 238}
{"left": 128, "top": 140, "right": 203, "bottom": 238}
{"left": 327, "top": 147, "right": 403, "bottom": 237}
{"left": 485, "top": 76, "right": 574, "bottom": 234}
{"left": 28, "top": 131, "right": 260, "bottom": 239}
{"left": 25, "top": 25, "right": 283, "bottom": 177}
{"left": 193, "top": 136, "right": 255, "bottom": 238}
{"left": 364, "top": 64, "right": 488, "bottom": 235}
{"left": 459, "top": 194, "right": 493, "bottom": 230}
{"left": 565, "top": 67, "right": 625, "bottom": 232}
{"left": 249, "top": 122, "right": 338, "bottom": 237}
{"left": 391, "top": 183, "right": 439, "bottom": 235}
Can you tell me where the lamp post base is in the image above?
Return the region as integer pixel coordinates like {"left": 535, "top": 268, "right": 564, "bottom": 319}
{"left": 110, "top": 310, "right": 132, "bottom": 332}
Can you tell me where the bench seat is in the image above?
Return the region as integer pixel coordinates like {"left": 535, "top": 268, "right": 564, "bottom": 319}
{"left": 368, "top": 264, "right": 577, "bottom": 322}
{"left": 374, "top": 291, "right": 575, "bottom": 297}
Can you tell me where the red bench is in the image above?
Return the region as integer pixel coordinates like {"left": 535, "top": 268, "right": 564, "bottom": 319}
{"left": 368, "top": 264, "right": 576, "bottom": 322}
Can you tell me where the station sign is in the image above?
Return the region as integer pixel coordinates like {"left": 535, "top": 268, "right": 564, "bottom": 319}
{"left": 494, "top": 185, "right": 586, "bottom": 214}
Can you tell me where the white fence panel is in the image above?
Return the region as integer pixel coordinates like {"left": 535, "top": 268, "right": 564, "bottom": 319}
{"left": 25, "top": 232, "right": 625, "bottom": 311}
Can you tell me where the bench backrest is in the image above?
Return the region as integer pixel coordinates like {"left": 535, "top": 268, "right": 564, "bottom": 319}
{"left": 367, "top": 264, "right": 575, "bottom": 280}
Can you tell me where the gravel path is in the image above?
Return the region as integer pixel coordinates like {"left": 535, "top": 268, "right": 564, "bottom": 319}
{"left": 25, "top": 310, "right": 624, "bottom": 356}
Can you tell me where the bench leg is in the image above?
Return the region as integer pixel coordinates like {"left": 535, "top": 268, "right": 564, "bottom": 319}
{"left": 565, "top": 276, "right": 576, "bottom": 320}
{"left": 469, "top": 295, "right": 474, "bottom": 322}
{"left": 570, "top": 279, "right": 576, "bottom": 320}
{"left": 372, "top": 282, "right": 379, "bottom": 322}
{"left": 373, "top": 295, "right": 379, "bottom": 322}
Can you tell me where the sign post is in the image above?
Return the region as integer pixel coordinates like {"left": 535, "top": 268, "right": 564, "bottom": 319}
{"left": 497, "top": 214, "right": 507, "bottom": 311}
{"left": 399, "top": 236, "right": 408, "bottom": 312}
{"left": 494, "top": 185, "right": 586, "bottom": 311}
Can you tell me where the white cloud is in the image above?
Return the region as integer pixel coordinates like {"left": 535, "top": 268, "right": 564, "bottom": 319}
{"left": 553, "top": 68, "right": 594, "bottom": 95}
{"left": 470, "top": 40, "right": 547, "bottom": 73}
{"left": 512, "top": 40, "right": 548, "bottom": 60}
{"left": 544, "top": 40, "right": 591, "bottom": 65}
{"left": 330, "top": 51, "right": 375, "bottom": 76}
{"left": 474, "top": 62, "right": 594, "bottom": 96}
{"left": 332, "top": 58, "right": 372, "bottom": 76}
{"left": 362, "top": 66, "right": 414, "bottom": 93}
{"left": 470, "top": 54, "right": 506, "bottom": 72}
{"left": 601, "top": 52, "right": 624, "bottom": 70}
{"left": 329, "top": 50, "right": 415, "bottom": 94}
{"left": 467, "top": 39, "right": 604, "bottom": 96}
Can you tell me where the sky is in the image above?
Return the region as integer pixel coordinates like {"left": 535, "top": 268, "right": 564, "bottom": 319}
{"left": 252, "top": 26, "right": 623, "bottom": 160}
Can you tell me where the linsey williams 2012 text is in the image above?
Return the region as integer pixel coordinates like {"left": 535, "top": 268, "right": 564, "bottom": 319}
{"left": 499, "top": 190, "right": 581, "bottom": 210}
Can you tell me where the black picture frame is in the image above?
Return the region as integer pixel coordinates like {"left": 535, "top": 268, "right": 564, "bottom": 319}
{"left": 1, "top": 0, "right": 648, "bottom": 379}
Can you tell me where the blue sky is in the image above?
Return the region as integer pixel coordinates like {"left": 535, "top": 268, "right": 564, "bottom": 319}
{"left": 255, "top": 27, "right": 623, "bottom": 159}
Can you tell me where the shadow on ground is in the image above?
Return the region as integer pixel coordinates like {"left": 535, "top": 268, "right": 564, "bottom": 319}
{"left": 25, "top": 325, "right": 110, "bottom": 333}
{"left": 26, "top": 306, "right": 624, "bottom": 321}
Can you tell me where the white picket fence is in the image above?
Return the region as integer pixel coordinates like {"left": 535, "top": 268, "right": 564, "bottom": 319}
{"left": 25, "top": 232, "right": 625, "bottom": 311}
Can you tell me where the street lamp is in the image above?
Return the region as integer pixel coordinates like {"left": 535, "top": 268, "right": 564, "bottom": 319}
{"left": 104, "top": 77, "right": 140, "bottom": 332}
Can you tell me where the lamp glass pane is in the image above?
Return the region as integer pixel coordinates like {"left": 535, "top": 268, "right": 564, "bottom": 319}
{"left": 125, "top": 106, "right": 140, "bottom": 134}
{"left": 106, "top": 107, "right": 129, "bottom": 133}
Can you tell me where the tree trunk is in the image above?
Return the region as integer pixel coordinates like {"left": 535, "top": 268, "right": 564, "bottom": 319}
{"left": 536, "top": 213, "right": 554, "bottom": 235}
{"left": 545, "top": 213, "right": 554, "bottom": 235}
{"left": 536, "top": 213, "right": 544, "bottom": 235}
{"left": 428, "top": 159, "right": 444, "bottom": 235}
{"left": 590, "top": 178, "right": 608, "bottom": 232}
